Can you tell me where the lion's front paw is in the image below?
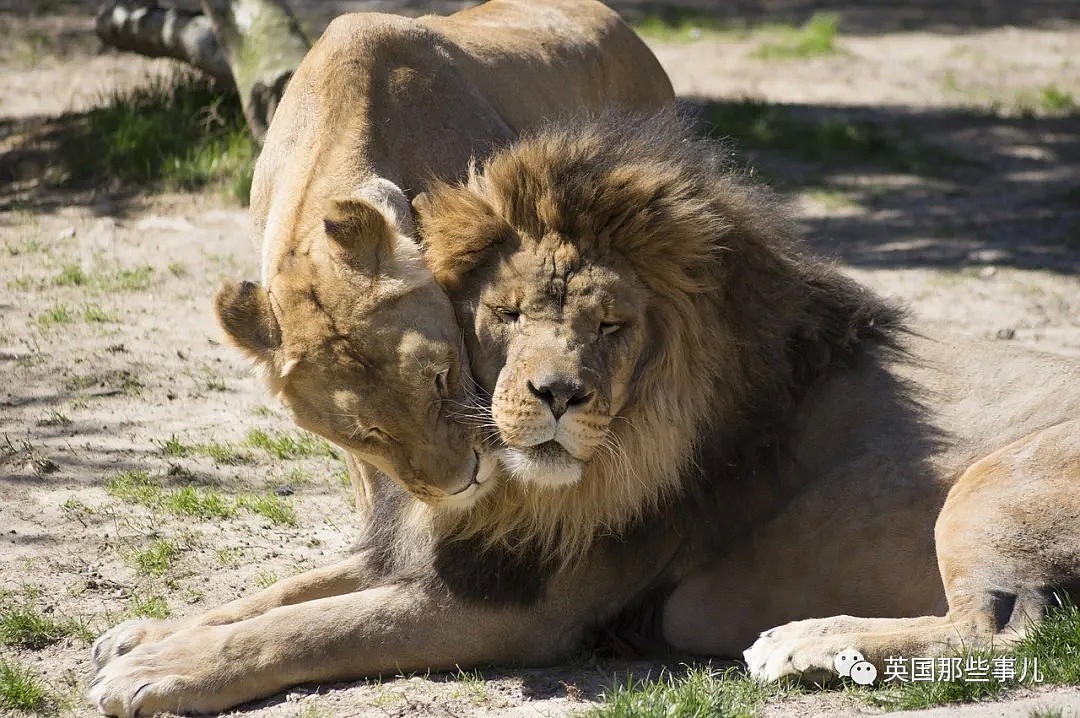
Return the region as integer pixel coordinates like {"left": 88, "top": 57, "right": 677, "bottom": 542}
{"left": 743, "top": 620, "right": 854, "bottom": 684}
{"left": 88, "top": 627, "right": 232, "bottom": 717}
{"left": 89, "top": 643, "right": 193, "bottom": 717}
{"left": 92, "top": 619, "right": 182, "bottom": 670}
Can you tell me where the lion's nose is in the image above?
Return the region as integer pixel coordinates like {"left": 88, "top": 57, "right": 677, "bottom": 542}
{"left": 527, "top": 375, "right": 592, "bottom": 420}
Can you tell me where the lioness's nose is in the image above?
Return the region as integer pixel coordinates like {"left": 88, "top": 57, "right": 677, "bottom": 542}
{"left": 527, "top": 375, "right": 592, "bottom": 420}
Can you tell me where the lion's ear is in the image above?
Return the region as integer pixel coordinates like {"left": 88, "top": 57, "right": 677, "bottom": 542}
{"left": 411, "top": 192, "right": 433, "bottom": 221}
{"left": 214, "top": 280, "right": 281, "bottom": 363}
{"left": 324, "top": 197, "right": 396, "bottom": 272}
{"left": 413, "top": 185, "right": 507, "bottom": 290}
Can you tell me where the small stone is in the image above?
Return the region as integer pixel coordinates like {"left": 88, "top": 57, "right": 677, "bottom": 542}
{"left": 978, "top": 266, "right": 997, "bottom": 278}
{"left": 996, "top": 328, "right": 1016, "bottom": 340}
{"left": 274, "top": 485, "right": 295, "bottom": 496}
{"left": 58, "top": 226, "right": 76, "bottom": 240}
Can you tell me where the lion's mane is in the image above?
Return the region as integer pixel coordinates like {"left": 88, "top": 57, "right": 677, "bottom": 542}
{"left": 417, "top": 112, "right": 906, "bottom": 562}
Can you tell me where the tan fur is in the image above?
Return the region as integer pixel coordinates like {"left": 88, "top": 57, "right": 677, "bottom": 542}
{"left": 88, "top": 113, "right": 1079, "bottom": 716}
{"left": 212, "top": 0, "right": 673, "bottom": 506}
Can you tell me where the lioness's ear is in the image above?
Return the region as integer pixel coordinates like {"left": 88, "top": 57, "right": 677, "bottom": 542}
{"left": 214, "top": 280, "right": 281, "bottom": 362}
{"left": 324, "top": 197, "right": 396, "bottom": 272}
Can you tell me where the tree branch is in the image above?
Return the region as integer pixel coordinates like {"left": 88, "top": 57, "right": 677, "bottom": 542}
{"left": 95, "top": 0, "right": 234, "bottom": 88}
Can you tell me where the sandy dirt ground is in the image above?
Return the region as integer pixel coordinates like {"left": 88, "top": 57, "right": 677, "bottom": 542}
{"left": 1, "top": 3, "right": 1078, "bottom": 717}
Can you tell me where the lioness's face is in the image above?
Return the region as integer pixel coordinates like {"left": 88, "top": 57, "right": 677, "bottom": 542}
{"left": 216, "top": 193, "right": 495, "bottom": 507}
{"left": 448, "top": 237, "right": 651, "bottom": 488}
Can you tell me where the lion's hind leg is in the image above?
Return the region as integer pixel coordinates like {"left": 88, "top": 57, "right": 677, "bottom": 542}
{"left": 746, "top": 420, "right": 1080, "bottom": 684}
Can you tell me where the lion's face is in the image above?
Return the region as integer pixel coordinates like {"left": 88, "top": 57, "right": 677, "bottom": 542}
{"left": 467, "top": 242, "right": 651, "bottom": 487}
{"left": 215, "top": 191, "right": 496, "bottom": 508}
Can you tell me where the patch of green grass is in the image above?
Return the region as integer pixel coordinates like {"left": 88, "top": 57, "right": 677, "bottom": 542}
{"left": 632, "top": 12, "right": 733, "bottom": 43}
{"left": 283, "top": 466, "right": 310, "bottom": 487}
{"left": 0, "top": 602, "right": 71, "bottom": 649}
{"left": 35, "top": 303, "right": 73, "bottom": 328}
{"left": 99, "top": 265, "right": 154, "bottom": 292}
{"left": 106, "top": 469, "right": 293, "bottom": 525}
{"left": 126, "top": 594, "right": 170, "bottom": 619}
{"left": 81, "top": 304, "right": 117, "bottom": 323}
{"left": 451, "top": 668, "right": 492, "bottom": 706}
{"left": 1037, "top": 85, "right": 1076, "bottom": 113}
{"left": 199, "top": 440, "right": 253, "bottom": 465}
{"left": 168, "top": 261, "right": 188, "bottom": 277}
{"left": 159, "top": 436, "right": 252, "bottom": 464}
{"left": 1013, "top": 599, "right": 1080, "bottom": 683}
{"left": 60, "top": 496, "right": 96, "bottom": 526}
{"left": 105, "top": 469, "right": 161, "bottom": 505}
{"left": 5, "top": 236, "right": 43, "bottom": 256}
{"left": 187, "top": 364, "right": 228, "bottom": 392}
{"left": 245, "top": 428, "right": 336, "bottom": 460}
{"left": 35, "top": 301, "right": 117, "bottom": 326}
{"left": 38, "top": 408, "right": 71, "bottom": 427}
{"left": 52, "top": 263, "right": 87, "bottom": 287}
{"left": 127, "top": 539, "right": 181, "bottom": 577}
{"left": 752, "top": 13, "right": 841, "bottom": 59}
{"left": 237, "top": 493, "right": 298, "bottom": 527}
{"left": 0, "top": 658, "right": 52, "bottom": 714}
{"left": 336, "top": 464, "right": 352, "bottom": 490}
{"left": 802, "top": 187, "right": 859, "bottom": 211}
{"left": 585, "top": 666, "right": 790, "bottom": 718}
{"left": 64, "top": 73, "right": 257, "bottom": 202}
{"left": 704, "top": 100, "right": 943, "bottom": 173}
{"left": 216, "top": 547, "right": 245, "bottom": 568}
{"left": 162, "top": 486, "right": 235, "bottom": 520}
{"left": 63, "top": 369, "right": 143, "bottom": 395}
{"left": 252, "top": 570, "right": 279, "bottom": 590}
{"left": 50, "top": 262, "right": 155, "bottom": 292}
{"left": 160, "top": 436, "right": 192, "bottom": 458}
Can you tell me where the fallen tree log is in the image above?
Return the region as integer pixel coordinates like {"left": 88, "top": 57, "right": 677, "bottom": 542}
{"left": 95, "top": 0, "right": 234, "bottom": 87}
{"left": 95, "top": 0, "right": 311, "bottom": 141}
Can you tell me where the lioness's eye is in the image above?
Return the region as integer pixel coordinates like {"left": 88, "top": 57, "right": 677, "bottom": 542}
{"left": 491, "top": 306, "right": 520, "bottom": 324}
{"left": 599, "top": 322, "right": 622, "bottom": 337}
{"left": 434, "top": 368, "right": 450, "bottom": 398}
{"left": 365, "top": 427, "right": 391, "bottom": 443}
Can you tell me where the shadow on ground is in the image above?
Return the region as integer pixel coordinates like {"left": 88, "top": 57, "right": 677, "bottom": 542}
{"left": 684, "top": 98, "right": 1080, "bottom": 273}
{"left": 5, "top": 95, "right": 1076, "bottom": 273}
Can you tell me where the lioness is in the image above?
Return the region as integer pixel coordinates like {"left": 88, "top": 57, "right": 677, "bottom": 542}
{"left": 213, "top": 0, "right": 672, "bottom": 508}
{"left": 91, "top": 1, "right": 671, "bottom": 706}
{"left": 88, "top": 114, "right": 1078, "bottom": 717}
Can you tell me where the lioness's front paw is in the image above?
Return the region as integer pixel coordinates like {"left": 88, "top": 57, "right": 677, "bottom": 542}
{"left": 92, "top": 619, "right": 182, "bottom": 670}
{"left": 88, "top": 628, "right": 229, "bottom": 717}
{"left": 744, "top": 621, "right": 853, "bottom": 683}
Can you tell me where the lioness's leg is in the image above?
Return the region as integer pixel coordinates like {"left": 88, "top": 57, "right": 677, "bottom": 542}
{"left": 89, "top": 581, "right": 579, "bottom": 717}
{"left": 92, "top": 551, "right": 375, "bottom": 670}
{"left": 746, "top": 421, "right": 1080, "bottom": 682}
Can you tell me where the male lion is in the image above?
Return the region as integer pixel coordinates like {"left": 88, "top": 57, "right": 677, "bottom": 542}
{"left": 88, "top": 114, "right": 1078, "bottom": 716}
